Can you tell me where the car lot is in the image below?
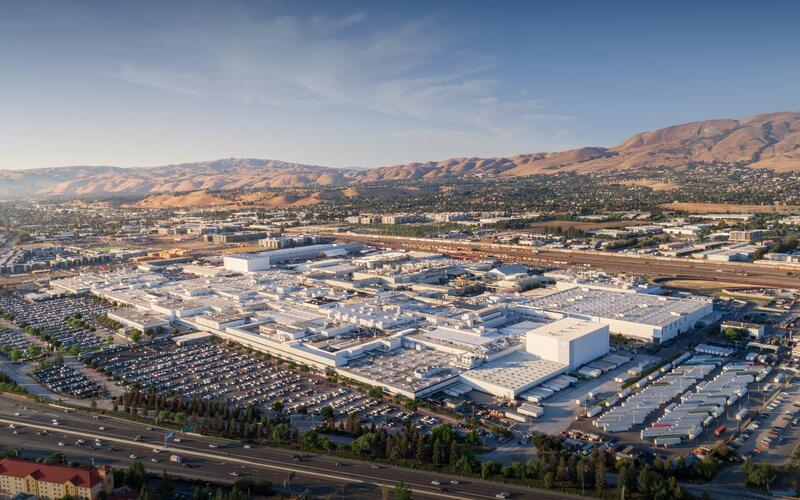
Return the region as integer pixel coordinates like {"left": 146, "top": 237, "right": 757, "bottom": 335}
{"left": 0, "top": 293, "right": 109, "bottom": 350}
{"left": 89, "top": 339, "right": 413, "bottom": 425}
{"left": 0, "top": 327, "right": 32, "bottom": 354}
{"left": 33, "top": 364, "right": 104, "bottom": 399}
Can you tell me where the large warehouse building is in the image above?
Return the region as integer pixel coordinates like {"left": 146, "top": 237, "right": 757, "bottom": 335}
{"left": 522, "top": 287, "right": 712, "bottom": 343}
{"left": 525, "top": 318, "right": 609, "bottom": 371}
{"left": 223, "top": 243, "right": 362, "bottom": 272}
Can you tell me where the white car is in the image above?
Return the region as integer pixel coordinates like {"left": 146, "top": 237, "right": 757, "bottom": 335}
{"left": 208, "top": 443, "right": 219, "bottom": 449}
{"left": 151, "top": 458, "right": 159, "bottom": 463}
{"left": 58, "top": 442, "right": 66, "bottom": 447}
{"left": 129, "top": 454, "right": 138, "bottom": 459}
{"left": 230, "top": 471, "right": 240, "bottom": 477}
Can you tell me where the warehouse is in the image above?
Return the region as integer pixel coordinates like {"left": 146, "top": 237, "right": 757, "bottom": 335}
{"left": 525, "top": 317, "right": 609, "bottom": 371}
{"left": 460, "top": 351, "right": 567, "bottom": 399}
{"left": 223, "top": 243, "right": 362, "bottom": 272}
{"left": 523, "top": 287, "right": 712, "bottom": 343}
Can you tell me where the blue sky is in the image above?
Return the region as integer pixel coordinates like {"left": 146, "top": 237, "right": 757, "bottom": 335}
{"left": 1, "top": 0, "right": 798, "bottom": 170}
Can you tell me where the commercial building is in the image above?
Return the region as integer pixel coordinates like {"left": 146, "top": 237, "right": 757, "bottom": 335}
{"left": 729, "top": 230, "right": 765, "bottom": 243}
{"left": 720, "top": 320, "right": 765, "bottom": 340}
{"left": 0, "top": 459, "right": 113, "bottom": 500}
{"left": 211, "top": 231, "right": 267, "bottom": 244}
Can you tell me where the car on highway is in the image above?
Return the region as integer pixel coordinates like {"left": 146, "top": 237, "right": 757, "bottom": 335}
{"left": 208, "top": 443, "right": 219, "bottom": 449}
{"left": 230, "top": 471, "right": 240, "bottom": 477}
{"left": 431, "top": 480, "right": 441, "bottom": 485}
{"left": 151, "top": 458, "right": 159, "bottom": 463}
{"left": 496, "top": 492, "right": 511, "bottom": 499}
{"left": 129, "top": 454, "right": 138, "bottom": 459}
{"left": 57, "top": 442, "right": 65, "bottom": 447}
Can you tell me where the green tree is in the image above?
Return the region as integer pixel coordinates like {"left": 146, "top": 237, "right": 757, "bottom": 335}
{"left": 271, "top": 422, "right": 289, "bottom": 441}
{"left": 395, "top": 481, "right": 413, "bottom": 500}
{"left": 745, "top": 462, "right": 777, "bottom": 489}
{"left": 543, "top": 471, "right": 555, "bottom": 489}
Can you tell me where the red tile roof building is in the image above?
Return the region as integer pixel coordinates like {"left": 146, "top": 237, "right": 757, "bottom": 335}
{"left": 0, "top": 458, "right": 113, "bottom": 499}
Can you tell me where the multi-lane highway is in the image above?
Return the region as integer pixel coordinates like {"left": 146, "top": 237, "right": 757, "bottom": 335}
{"left": 0, "top": 395, "right": 579, "bottom": 500}
{"left": 323, "top": 232, "right": 800, "bottom": 289}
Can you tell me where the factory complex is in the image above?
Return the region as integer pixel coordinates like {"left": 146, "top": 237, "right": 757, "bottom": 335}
{"left": 50, "top": 246, "right": 715, "bottom": 402}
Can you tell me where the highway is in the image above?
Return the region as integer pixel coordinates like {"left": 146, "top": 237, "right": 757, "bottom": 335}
{"left": 0, "top": 395, "right": 579, "bottom": 500}
{"left": 323, "top": 232, "right": 800, "bottom": 289}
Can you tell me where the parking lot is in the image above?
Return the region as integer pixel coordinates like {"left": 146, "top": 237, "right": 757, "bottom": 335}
{"left": 88, "top": 339, "right": 414, "bottom": 426}
{"left": 736, "top": 380, "right": 800, "bottom": 463}
{"left": 0, "top": 327, "right": 33, "bottom": 355}
{"left": 32, "top": 364, "right": 104, "bottom": 399}
{"left": 0, "top": 293, "right": 110, "bottom": 350}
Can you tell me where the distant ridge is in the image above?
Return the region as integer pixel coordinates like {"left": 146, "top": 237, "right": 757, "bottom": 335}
{"left": 1, "top": 111, "right": 798, "bottom": 198}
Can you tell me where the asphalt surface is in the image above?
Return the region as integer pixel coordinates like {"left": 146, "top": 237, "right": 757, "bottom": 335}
{"left": 0, "top": 394, "right": 580, "bottom": 500}
{"left": 324, "top": 233, "right": 800, "bottom": 289}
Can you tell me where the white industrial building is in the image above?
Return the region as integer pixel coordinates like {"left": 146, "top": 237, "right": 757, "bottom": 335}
{"left": 522, "top": 287, "right": 712, "bottom": 343}
{"left": 223, "top": 243, "right": 362, "bottom": 272}
{"left": 525, "top": 318, "right": 609, "bottom": 371}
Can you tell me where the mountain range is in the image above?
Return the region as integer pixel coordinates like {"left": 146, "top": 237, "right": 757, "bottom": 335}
{"left": 1, "top": 111, "right": 799, "bottom": 199}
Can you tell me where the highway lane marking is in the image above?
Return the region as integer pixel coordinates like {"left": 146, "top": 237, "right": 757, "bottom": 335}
{"left": 0, "top": 416, "right": 517, "bottom": 500}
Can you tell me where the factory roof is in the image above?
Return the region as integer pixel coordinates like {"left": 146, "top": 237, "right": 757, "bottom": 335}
{"left": 526, "top": 317, "right": 605, "bottom": 342}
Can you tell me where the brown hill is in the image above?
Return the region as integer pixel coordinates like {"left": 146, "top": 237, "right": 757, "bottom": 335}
{"left": 1, "top": 111, "right": 798, "bottom": 198}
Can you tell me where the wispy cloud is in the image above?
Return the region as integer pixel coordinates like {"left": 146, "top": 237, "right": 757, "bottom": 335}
{"left": 113, "top": 9, "right": 563, "bottom": 140}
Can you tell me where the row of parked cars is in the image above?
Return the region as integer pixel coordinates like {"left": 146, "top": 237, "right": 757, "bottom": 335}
{"left": 0, "top": 294, "right": 108, "bottom": 350}
{"left": 33, "top": 364, "right": 103, "bottom": 398}
{"left": 88, "top": 339, "right": 411, "bottom": 426}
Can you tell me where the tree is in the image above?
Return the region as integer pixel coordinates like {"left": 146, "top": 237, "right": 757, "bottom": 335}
{"left": 130, "top": 330, "right": 141, "bottom": 343}
{"left": 745, "top": 462, "right": 777, "bottom": 489}
{"left": 156, "top": 470, "right": 175, "bottom": 499}
{"left": 271, "top": 422, "right": 289, "bottom": 441}
{"left": 9, "top": 348, "right": 22, "bottom": 362}
{"left": 351, "top": 433, "right": 372, "bottom": 456}
{"left": 576, "top": 459, "right": 589, "bottom": 495}
{"left": 595, "top": 457, "right": 607, "bottom": 492}
{"left": 432, "top": 439, "right": 443, "bottom": 466}
{"left": 320, "top": 405, "right": 335, "bottom": 420}
{"left": 68, "top": 345, "right": 80, "bottom": 356}
{"left": 125, "top": 460, "right": 147, "bottom": 490}
{"left": 543, "top": 471, "right": 555, "bottom": 489}
{"left": 301, "top": 430, "right": 319, "bottom": 450}
{"left": 481, "top": 460, "right": 501, "bottom": 479}
{"left": 465, "top": 428, "right": 479, "bottom": 445}
{"left": 395, "top": 481, "right": 413, "bottom": 500}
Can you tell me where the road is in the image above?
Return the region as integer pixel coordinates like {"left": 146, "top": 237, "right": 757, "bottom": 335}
{"left": 321, "top": 232, "right": 800, "bottom": 289}
{"left": 0, "top": 394, "right": 580, "bottom": 500}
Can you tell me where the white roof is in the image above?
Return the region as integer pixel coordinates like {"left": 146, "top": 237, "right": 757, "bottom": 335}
{"left": 526, "top": 317, "right": 605, "bottom": 342}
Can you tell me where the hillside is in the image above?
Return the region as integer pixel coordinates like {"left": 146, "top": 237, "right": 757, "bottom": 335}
{"left": 1, "top": 111, "right": 798, "bottom": 199}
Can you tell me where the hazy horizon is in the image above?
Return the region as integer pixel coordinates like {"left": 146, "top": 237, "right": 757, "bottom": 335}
{"left": 2, "top": 0, "right": 799, "bottom": 171}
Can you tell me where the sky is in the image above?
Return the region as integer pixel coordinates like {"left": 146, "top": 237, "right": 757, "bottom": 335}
{"left": 1, "top": 0, "right": 799, "bottom": 170}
